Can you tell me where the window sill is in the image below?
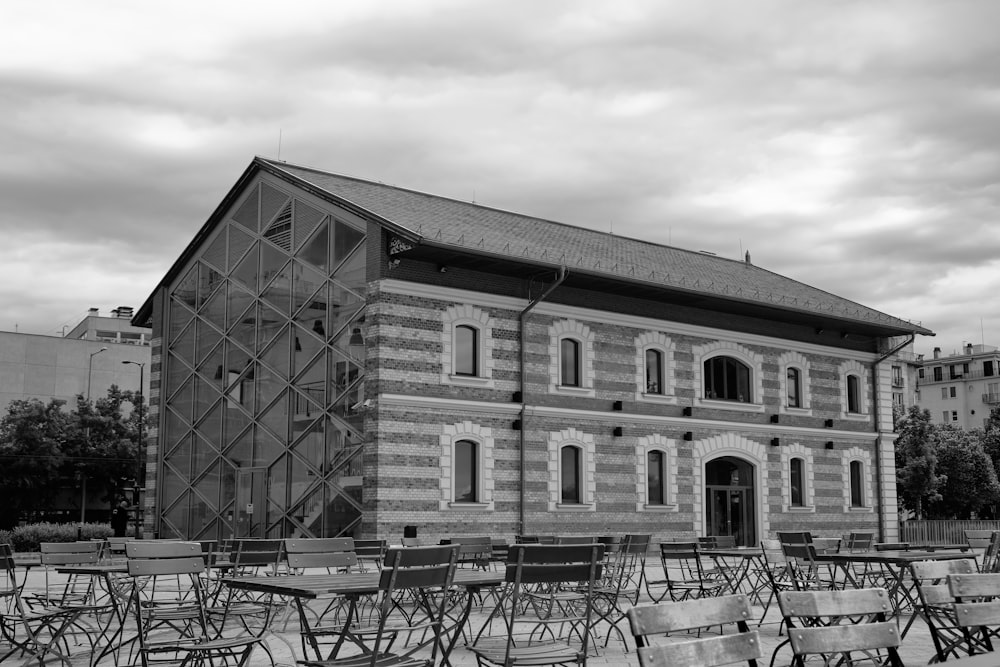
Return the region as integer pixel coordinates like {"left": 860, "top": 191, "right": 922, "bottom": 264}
{"left": 640, "top": 503, "right": 677, "bottom": 512}
{"left": 847, "top": 506, "right": 873, "bottom": 513}
{"left": 550, "top": 385, "right": 596, "bottom": 398}
{"left": 637, "top": 392, "right": 678, "bottom": 405}
{"left": 440, "top": 501, "right": 494, "bottom": 511}
{"left": 785, "top": 506, "right": 815, "bottom": 513}
{"left": 552, "top": 502, "right": 596, "bottom": 512}
{"left": 695, "top": 398, "right": 766, "bottom": 413}
{"left": 444, "top": 374, "right": 494, "bottom": 388}
{"left": 841, "top": 412, "right": 870, "bottom": 422}
{"left": 780, "top": 406, "right": 813, "bottom": 417}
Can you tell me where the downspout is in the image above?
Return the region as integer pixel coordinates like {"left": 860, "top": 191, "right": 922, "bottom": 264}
{"left": 871, "top": 333, "right": 916, "bottom": 541}
{"left": 518, "top": 268, "right": 567, "bottom": 536}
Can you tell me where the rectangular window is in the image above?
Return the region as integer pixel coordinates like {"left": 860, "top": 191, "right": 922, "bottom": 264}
{"left": 943, "top": 411, "right": 949, "bottom": 423}
{"left": 891, "top": 366, "right": 903, "bottom": 387}
{"left": 645, "top": 350, "right": 663, "bottom": 394}
{"left": 964, "top": 363, "right": 970, "bottom": 374}
{"left": 933, "top": 367, "right": 943, "bottom": 382}
{"left": 454, "top": 325, "right": 478, "bottom": 376}
{"left": 951, "top": 365, "right": 960, "bottom": 380}
{"left": 942, "top": 387, "right": 949, "bottom": 400}
{"left": 847, "top": 375, "right": 860, "bottom": 413}
{"left": 787, "top": 368, "right": 801, "bottom": 408}
{"left": 647, "top": 451, "right": 664, "bottom": 505}
{"left": 560, "top": 339, "right": 580, "bottom": 387}
{"left": 985, "top": 361, "right": 995, "bottom": 377}
{"left": 850, "top": 461, "right": 864, "bottom": 507}
{"left": 918, "top": 368, "right": 925, "bottom": 379}
{"left": 950, "top": 386, "right": 957, "bottom": 398}
{"left": 790, "top": 459, "right": 804, "bottom": 507}
{"left": 454, "top": 440, "right": 477, "bottom": 503}
{"left": 893, "top": 392, "right": 904, "bottom": 408}
{"left": 952, "top": 411, "right": 959, "bottom": 422}
{"left": 561, "top": 447, "right": 580, "bottom": 503}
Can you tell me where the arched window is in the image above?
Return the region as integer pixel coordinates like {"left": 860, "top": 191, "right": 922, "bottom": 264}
{"left": 787, "top": 368, "right": 801, "bottom": 408}
{"left": 850, "top": 460, "right": 864, "bottom": 507}
{"left": 789, "top": 457, "right": 804, "bottom": 507}
{"left": 645, "top": 349, "right": 664, "bottom": 394}
{"left": 454, "top": 325, "right": 478, "bottom": 376}
{"left": 847, "top": 375, "right": 861, "bottom": 413}
{"left": 454, "top": 439, "right": 478, "bottom": 503}
{"left": 647, "top": 450, "right": 666, "bottom": 505}
{"left": 560, "top": 339, "right": 581, "bottom": 387}
{"left": 561, "top": 446, "right": 581, "bottom": 504}
{"left": 704, "top": 356, "right": 751, "bottom": 402}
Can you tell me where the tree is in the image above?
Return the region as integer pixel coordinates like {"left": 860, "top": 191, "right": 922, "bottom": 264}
{"left": 894, "top": 406, "right": 943, "bottom": 519}
{"left": 927, "top": 425, "right": 1000, "bottom": 519}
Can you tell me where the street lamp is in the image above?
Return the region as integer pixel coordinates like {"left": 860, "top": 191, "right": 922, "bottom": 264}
{"left": 80, "top": 346, "right": 107, "bottom": 527}
{"left": 86, "top": 347, "right": 108, "bottom": 400}
{"left": 122, "top": 360, "right": 145, "bottom": 538}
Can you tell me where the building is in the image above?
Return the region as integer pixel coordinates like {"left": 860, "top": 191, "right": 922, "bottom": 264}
{"left": 916, "top": 344, "right": 1000, "bottom": 428}
{"left": 134, "top": 157, "right": 932, "bottom": 544}
{"left": 66, "top": 306, "right": 151, "bottom": 347}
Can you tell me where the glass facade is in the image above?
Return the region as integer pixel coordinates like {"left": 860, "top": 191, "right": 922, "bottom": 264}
{"left": 159, "top": 181, "right": 367, "bottom": 541}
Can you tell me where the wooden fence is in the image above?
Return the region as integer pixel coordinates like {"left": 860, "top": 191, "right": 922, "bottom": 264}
{"left": 900, "top": 520, "right": 1000, "bottom": 545}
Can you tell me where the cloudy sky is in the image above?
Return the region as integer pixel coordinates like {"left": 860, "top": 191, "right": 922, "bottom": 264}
{"left": 2, "top": 0, "right": 998, "bottom": 357}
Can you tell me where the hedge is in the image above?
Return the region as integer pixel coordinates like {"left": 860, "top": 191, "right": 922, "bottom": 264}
{"left": 1, "top": 522, "right": 113, "bottom": 552}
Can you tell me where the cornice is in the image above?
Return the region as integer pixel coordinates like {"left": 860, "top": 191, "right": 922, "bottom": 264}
{"left": 379, "top": 279, "right": 881, "bottom": 362}
{"left": 379, "top": 393, "right": 877, "bottom": 442}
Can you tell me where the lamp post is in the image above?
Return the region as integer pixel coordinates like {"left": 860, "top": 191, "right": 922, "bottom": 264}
{"left": 81, "top": 347, "right": 107, "bottom": 527}
{"left": 122, "top": 360, "right": 145, "bottom": 539}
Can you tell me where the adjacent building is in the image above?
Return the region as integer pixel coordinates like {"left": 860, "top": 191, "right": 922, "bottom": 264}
{"left": 916, "top": 344, "right": 1000, "bottom": 428}
{"left": 134, "top": 157, "right": 932, "bottom": 545}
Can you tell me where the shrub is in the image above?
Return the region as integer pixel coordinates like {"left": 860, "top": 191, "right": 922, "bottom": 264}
{"left": 8, "top": 522, "right": 113, "bottom": 552}
{"left": 0, "top": 528, "right": 11, "bottom": 547}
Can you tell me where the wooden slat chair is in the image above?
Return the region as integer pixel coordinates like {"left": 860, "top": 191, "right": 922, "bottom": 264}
{"left": 354, "top": 539, "right": 387, "bottom": 572}
{"left": 0, "top": 542, "right": 94, "bottom": 666}
{"left": 300, "top": 544, "right": 460, "bottom": 667}
{"left": 965, "top": 530, "right": 995, "bottom": 569}
{"left": 946, "top": 571, "right": 1000, "bottom": 666}
{"left": 777, "top": 587, "right": 904, "bottom": 667}
{"left": 591, "top": 533, "right": 651, "bottom": 647}
{"left": 125, "top": 541, "right": 266, "bottom": 667}
{"left": 627, "top": 594, "right": 762, "bottom": 667}
{"left": 213, "top": 538, "right": 291, "bottom": 645}
{"left": 875, "top": 542, "right": 910, "bottom": 551}
{"left": 468, "top": 543, "right": 605, "bottom": 667}
{"left": 981, "top": 532, "right": 1000, "bottom": 574}
{"left": 777, "top": 532, "right": 839, "bottom": 591}
{"left": 757, "top": 540, "right": 794, "bottom": 627}
{"left": 27, "top": 541, "right": 102, "bottom": 610}
{"left": 449, "top": 536, "right": 493, "bottom": 570}
{"left": 555, "top": 536, "right": 596, "bottom": 546}
{"left": 645, "top": 542, "right": 727, "bottom": 603}
{"left": 912, "top": 558, "right": 980, "bottom": 662}
{"left": 845, "top": 532, "right": 874, "bottom": 553}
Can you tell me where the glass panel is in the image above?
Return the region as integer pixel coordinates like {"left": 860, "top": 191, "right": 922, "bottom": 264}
{"left": 291, "top": 261, "right": 326, "bottom": 318}
{"left": 293, "top": 284, "right": 328, "bottom": 347}
{"left": 162, "top": 489, "right": 191, "bottom": 538}
{"left": 162, "top": 407, "right": 189, "bottom": 453}
{"left": 289, "top": 453, "right": 315, "bottom": 508}
{"left": 330, "top": 350, "right": 361, "bottom": 402}
{"left": 192, "top": 434, "right": 218, "bottom": 478}
{"left": 261, "top": 262, "right": 293, "bottom": 316}
{"left": 164, "top": 352, "right": 191, "bottom": 401}
{"left": 259, "top": 389, "right": 289, "bottom": 440}
{"left": 848, "top": 376, "right": 860, "bottom": 413}
{"left": 293, "top": 200, "right": 324, "bottom": 252}
{"left": 225, "top": 427, "right": 253, "bottom": 467}
{"left": 454, "top": 440, "right": 477, "bottom": 502}
{"left": 197, "top": 262, "right": 224, "bottom": 309}
{"left": 561, "top": 447, "right": 580, "bottom": 503}
{"left": 257, "top": 302, "right": 285, "bottom": 353}
{"left": 231, "top": 184, "right": 259, "bottom": 231}
{"left": 850, "top": 462, "right": 864, "bottom": 506}
{"left": 192, "top": 446, "right": 220, "bottom": 511}
{"left": 647, "top": 451, "right": 663, "bottom": 504}
{"left": 197, "top": 399, "right": 224, "bottom": 450}
{"left": 328, "top": 283, "right": 364, "bottom": 340}
{"left": 193, "top": 518, "right": 218, "bottom": 541}
{"left": 198, "top": 342, "right": 225, "bottom": 394}
{"left": 259, "top": 183, "right": 289, "bottom": 233}
{"left": 226, "top": 282, "right": 255, "bottom": 332}
{"left": 196, "top": 322, "right": 222, "bottom": 367}
{"left": 790, "top": 459, "right": 803, "bottom": 506}
{"left": 192, "top": 374, "right": 219, "bottom": 425}
{"left": 319, "top": 486, "right": 362, "bottom": 538}
{"left": 787, "top": 368, "right": 800, "bottom": 408}
{"left": 293, "top": 350, "right": 326, "bottom": 406}
{"left": 297, "top": 217, "right": 329, "bottom": 272}
{"left": 173, "top": 266, "right": 198, "bottom": 309}
{"left": 200, "top": 287, "right": 227, "bottom": 333}
{"left": 201, "top": 228, "right": 227, "bottom": 272}
{"left": 229, "top": 304, "right": 256, "bottom": 354}
{"left": 295, "top": 483, "right": 327, "bottom": 538}
{"left": 268, "top": 458, "right": 288, "bottom": 512}
{"left": 290, "top": 388, "right": 322, "bottom": 426}
{"left": 254, "top": 426, "right": 284, "bottom": 467}
{"left": 332, "top": 244, "right": 366, "bottom": 292}
{"left": 220, "top": 461, "right": 237, "bottom": 516}
{"left": 228, "top": 225, "right": 254, "bottom": 273}
{"left": 260, "top": 244, "right": 290, "bottom": 297}
{"left": 164, "top": 433, "right": 193, "bottom": 478}
{"left": 225, "top": 363, "right": 255, "bottom": 414}
{"left": 170, "top": 375, "right": 196, "bottom": 423}
{"left": 169, "top": 297, "right": 194, "bottom": 340}
{"left": 455, "top": 326, "right": 477, "bottom": 376}
{"left": 171, "top": 319, "right": 197, "bottom": 367}
{"left": 332, "top": 219, "right": 365, "bottom": 267}
{"left": 560, "top": 339, "right": 579, "bottom": 386}
{"left": 260, "top": 325, "right": 291, "bottom": 380}
{"left": 292, "top": 418, "right": 325, "bottom": 469}
{"left": 645, "top": 350, "right": 662, "bottom": 394}
{"left": 262, "top": 201, "right": 292, "bottom": 252}
{"left": 231, "top": 243, "right": 260, "bottom": 292}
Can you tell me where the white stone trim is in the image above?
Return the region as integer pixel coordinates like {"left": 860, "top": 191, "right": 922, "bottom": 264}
{"left": 439, "top": 421, "right": 495, "bottom": 511}
{"left": 778, "top": 351, "right": 813, "bottom": 415}
{"left": 780, "top": 442, "right": 815, "bottom": 512}
{"left": 691, "top": 433, "right": 770, "bottom": 539}
{"left": 548, "top": 320, "right": 595, "bottom": 398}
{"left": 635, "top": 434, "right": 678, "bottom": 511}
{"left": 692, "top": 341, "right": 765, "bottom": 409}
{"left": 547, "top": 428, "right": 596, "bottom": 511}
{"left": 634, "top": 332, "right": 678, "bottom": 405}
{"left": 440, "top": 304, "right": 495, "bottom": 389}
{"left": 842, "top": 446, "right": 874, "bottom": 513}
{"left": 840, "top": 360, "right": 870, "bottom": 419}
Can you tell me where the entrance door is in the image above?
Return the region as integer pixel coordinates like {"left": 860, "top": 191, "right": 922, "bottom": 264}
{"left": 705, "top": 457, "right": 756, "bottom": 547}
{"left": 235, "top": 467, "right": 267, "bottom": 538}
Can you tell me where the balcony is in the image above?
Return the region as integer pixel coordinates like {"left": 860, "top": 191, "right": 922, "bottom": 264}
{"left": 891, "top": 377, "right": 904, "bottom": 388}
{"left": 983, "top": 393, "right": 1000, "bottom": 405}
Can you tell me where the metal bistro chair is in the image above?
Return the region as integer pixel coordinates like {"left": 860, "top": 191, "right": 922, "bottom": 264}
{"left": 591, "top": 533, "right": 651, "bottom": 648}
{"left": 468, "top": 543, "right": 605, "bottom": 667}
{"left": 912, "top": 557, "right": 980, "bottom": 663}
{"left": 646, "top": 542, "right": 727, "bottom": 603}
{"left": 628, "top": 594, "right": 762, "bottom": 667}
{"left": 946, "top": 571, "right": 1000, "bottom": 666}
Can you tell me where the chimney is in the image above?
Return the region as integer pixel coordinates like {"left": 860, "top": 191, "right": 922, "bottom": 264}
{"left": 966, "top": 343, "right": 974, "bottom": 355}
{"left": 115, "top": 306, "right": 134, "bottom": 319}
{"left": 88, "top": 307, "right": 99, "bottom": 316}
{"left": 745, "top": 251, "right": 752, "bottom": 265}
{"left": 933, "top": 347, "right": 941, "bottom": 359}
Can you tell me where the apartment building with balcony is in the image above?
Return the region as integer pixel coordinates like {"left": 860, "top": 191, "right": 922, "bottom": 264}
{"left": 915, "top": 344, "right": 1000, "bottom": 428}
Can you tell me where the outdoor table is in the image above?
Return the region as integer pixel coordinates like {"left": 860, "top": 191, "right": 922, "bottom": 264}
{"left": 54, "top": 562, "right": 132, "bottom": 667}
{"left": 700, "top": 547, "right": 768, "bottom": 604}
{"left": 814, "top": 549, "right": 971, "bottom": 637}
{"left": 222, "top": 568, "right": 504, "bottom": 666}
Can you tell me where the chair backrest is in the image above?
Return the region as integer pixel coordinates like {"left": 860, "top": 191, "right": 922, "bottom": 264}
{"left": 949, "top": 572, "right": 1000, "bottom": 629}
{"left": 285, "top": 537, "right": 358, "bottom": 572}
{"left": 623, "top": 534, "right": 652, "bottom": 555}
{"left": 39, "top": 541, "right": 101, "bottom": 566}
{"left": 233, "top": 538, "right": 285, "bottom": 574}
{"left": 126, "top": 540, "right": 205, "bottom": 576}
{"left": 555, "top": 536, "right": 595, "bottom": 545}
{"left": 846, "top": 532, "right": 874, "bottom": 553}
{"left": 982, "top": 531, "right": 1000, "bottom": 573}
{"left": 811, "top": 537, "right": 841, "bottom": 554}
{"left": 354, "top": 539, "right": 386, "bottom": 558}
{"left": 504, "top": 544, "right": 604, "bottom": 585}
{"left": 657, "top": 542, "right": 711, "bottom": 588}
{"left": 628, "top": 595, "right": 761, "bottom": 666}
{"left": 778, "top": 588, "right": 904, "bottom": 666}
{"left": 965, "top": 529, "right": 995, "bottom": 554}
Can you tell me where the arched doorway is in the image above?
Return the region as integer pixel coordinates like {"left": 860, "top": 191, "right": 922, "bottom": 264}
{"left": 705, "top": 456, "right": 756, "bottom": 547}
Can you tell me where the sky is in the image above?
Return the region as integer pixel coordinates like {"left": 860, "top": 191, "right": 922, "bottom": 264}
{"left": 2, "top": 0, "right": 998, "bottom": 358}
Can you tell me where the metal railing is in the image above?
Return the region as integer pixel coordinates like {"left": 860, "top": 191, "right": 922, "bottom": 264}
{"left": 900, "top": 519, "right": 1000, "bottom": 545}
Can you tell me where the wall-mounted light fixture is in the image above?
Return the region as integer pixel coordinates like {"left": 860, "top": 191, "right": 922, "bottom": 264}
{"left": 512, "top": 420, "right": 521, "bottom": 431}
{"left": 512, "top": 391, "right": 523, "bottom": 403}
{"left": 824, "top": 419, "right": 834, "bottom": 428}
{"left": 770, "top": 438, "right": 780, "bottom": 446}
{"left": 612, "top": 400, "right": 623, "bottom": 411}
{"left": 683, "top": 432, "right": 693, "bottom": 441}
{"left": 770, "top": 414, "right": 780, "bottom": 424}
{"left": 613, "top": 427, "right": 623, "bottom": 437}
{"left": 825, "top": 441, "right": 835, "bottom": 449}
{"left": 682, "top": 407, "right": 693, "bottom": 417}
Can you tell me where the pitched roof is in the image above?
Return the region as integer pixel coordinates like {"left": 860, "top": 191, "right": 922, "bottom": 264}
{"left": 259, "top": 157, "right": 931, "bottom": 337}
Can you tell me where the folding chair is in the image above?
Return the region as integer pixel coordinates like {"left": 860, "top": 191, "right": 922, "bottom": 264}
{"left": 468, "top": 543, "right": 604, "bottom": 667}
{"left": 947, "top": 571, "right": 1000, "bottom": 666}
{"left": 300, "top": 544, "right": 460, "bottom": 667}
{"left": 591, "top": 533, "right": 650, "bottom": 647}
{"left": 284, "top": 538, "right": 361, "bottom": 657}
{"left": 628, "top": 594, "right": 762, "bottom": 667}
{"left": 450, "top": 536, "right": 493, "bottom": 570}
{"left": 354, "top": 539, "right": 387, "bottom": 572}
{"left": 912, "top": 557, "right": 979, "bottom": 662}
{"left": 646, "top": 542, "right": 727, "bottom": 603}
{"left": 777, "top": 532, "right": 838, "bottom": 591}
{"left": 965, "top": 530, "right": 995, "bottom": 569}
{"left": 26, "top": 541, "right": 102, "bottom": 609}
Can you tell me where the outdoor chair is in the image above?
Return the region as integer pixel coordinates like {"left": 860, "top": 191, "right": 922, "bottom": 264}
{"left": 591, "top": 533, "right": 650, "bottom": 647}
{"left": 876, "top": 542, "right": 910, "bottom": 551}
{"left": 981, "top": 531, "right": 1000, "bottom": 573}
{"left": 555, "top": 536, "right": 596, "bottom": 545}
{"left": 965, "top": 530, "right": 995, "bottom": 568}
{"left": 0, "top": 542, "right": 94, "bottom": 666}
{"left": 448, "top": 536, "right": 493, "bottom": 570}
{"left": 776, "top": 587, "right": 904, "bottom": 667}
{"left": 776, "top": 531, "right": 838, "bottom": 591}
{"left": 699, "top": 535, "right": 737, "bottom": 550}
{"left": 845, "top": 532, "right": 874, "bottom": 553}
{"left": 645, "top": 542, "right": 727, "bottom": 603}
{"left": 946, "top": 571, "right": 1000, "bottom": 666}
{"left": 627, "top": 594, "right": 762, "bottom": 667}
{"left": 299, "top": 544, "right": 460, "bottom": 667}
{"left": 125, "top": 540, "right": 267, "bottom": 667}
{"left": 26, "top": 541, "right": 102, "bottom": 610}
{"left": 468, "top": 543, "right": 605, "bottom": 667}
{"left": 912, "top": 557, "right": 979, "bottom": 662}
{"left": 354, "top": 539, "right": 387, "bottom": 571}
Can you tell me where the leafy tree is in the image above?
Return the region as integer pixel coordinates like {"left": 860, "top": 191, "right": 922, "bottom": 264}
{"left": 894, "top": 406, "right": 943, "bottom": 519}
{"left": 926, "top": 424, "right": 1000, "bottom": 519}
